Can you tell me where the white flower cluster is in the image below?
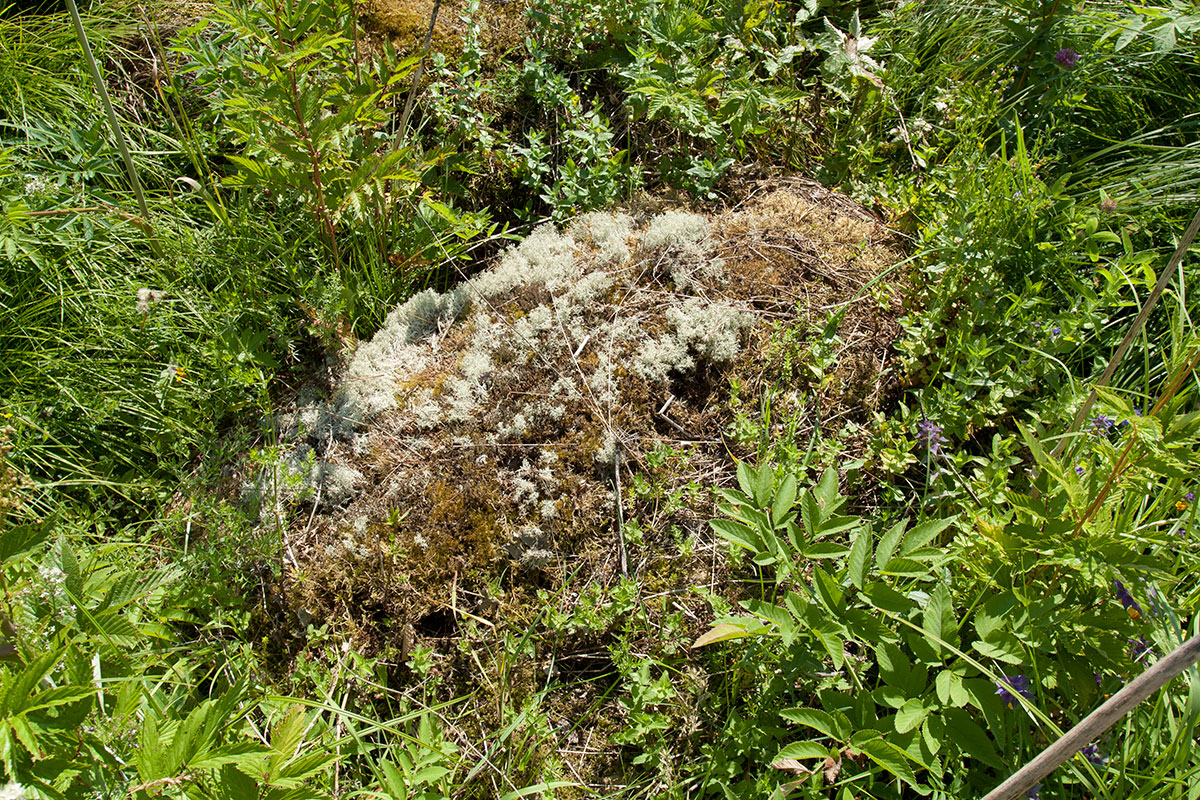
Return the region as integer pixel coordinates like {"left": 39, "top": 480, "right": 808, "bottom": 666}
{"left": 0, "top": 782, "right": 25, "bottom": 800}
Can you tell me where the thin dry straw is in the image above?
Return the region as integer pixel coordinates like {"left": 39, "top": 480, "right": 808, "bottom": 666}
{"left": 980, "top": 633, "right": 1200, "bottom": 800}
{"left": 1050, "top": 205, "right": 1200, "bottom": 461}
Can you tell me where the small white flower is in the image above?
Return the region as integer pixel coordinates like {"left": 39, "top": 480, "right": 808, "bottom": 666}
{"left": 0, "top": 780, "right": 27, "bottom": 800}
{"left": 23, "top": 175, "right": 49, "bottom": 197}
{"left": 136, "top": 288, "right": 165, "bottom": 315}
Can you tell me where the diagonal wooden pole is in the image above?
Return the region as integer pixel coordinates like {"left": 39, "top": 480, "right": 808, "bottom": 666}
{"left": 980, "top": 633, "right": 1200, "bottom": 800}
{"left": 1049, "top": 205, "right": 1200, "bottom": 462}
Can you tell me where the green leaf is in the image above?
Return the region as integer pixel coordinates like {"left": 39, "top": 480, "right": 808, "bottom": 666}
{"left": 876, "top": 520, "right": 906, "bottom": 567}
{"left": 943, "top": 708, "right": 1004, "bottom": 767}
{"left": 900, "top": 518, "right": 954, "bottom": 555}
{"left": 774, "top": 741, "right": 832, "bottom": 761}
{"left": 805, "top": 541, "right": 848, "bottom": 559}
{"left": 894, "top": 699, "right": 931, "bottom": 734}
{"left": 736, "top": 461, "right": 756, "bottom": 500}
{"left": 864, "top": 582, "right": 912, "bottom": 614}
{"left": 772, "top": 473, "right": 797, "bottom": 524}
{"left": 856, "top": 737, "right": 922, "bottom": 790}
{"left": 814, "top": 467, "right": 838, "bottom": 511}
{"left": 800, "top": 493, "right": 821, "bottom": 540}
{"left": 58, "top": 538, "right": 83, "bottom": 604}
{"left": 755, "top": 463, "right": 774, "bottom": 508}
{"left": 780, "top": 707, "right": 846, "bottom": 741}
{"left": 811, "top": 568, "right": 845, "bottom": 613}
{"left": 922, "top": 584, "right": 958, "bottom": 655}
{"left": 846, "top": 526, "right": 871, "bottom": 589}
{"left": 710, "top": 519, "right": 762, "bottom": 552}
{"left": 971, "top": 631, "right": 1024, "bottom": 664}
{"left": 691, "top": 620, "right": 763, "bottom": 648}
{"left": 935, "top": 670, "right": 968, "bottom": 708}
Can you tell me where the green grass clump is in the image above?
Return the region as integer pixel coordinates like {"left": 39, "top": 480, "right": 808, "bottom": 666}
{"left": 1, "top": 0, "right": 1199, "bottom": 797}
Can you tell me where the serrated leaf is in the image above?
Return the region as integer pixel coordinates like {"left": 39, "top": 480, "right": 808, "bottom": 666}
{"left": 774, "top": 741, "right": 831, "bottom": 761}
{"left": 766, "top": 472, "right": 792, "bottom": 521}
{"left": 847, "top": 527, "right": 871, "bottom": 589}
{"left": 900, "top": 518, "right": 954, "bottom": 555}
{"left": 811, "top": 568, "right": 845, "bottom": 613}
{"left": 736, "top": 461, "right": 756, "bottom": 501}
{"left": 801, "top": 493, "right": 821, "bottom": 539}
{"left": 780, "top": 707, "right": 845, "bottom": 741}
{"left": 971, "top": 631, "right": 1024, "bottom": 664}
{"left": 894, "top": 699, "right": 931, "bottom": 734}
{"left": 876, "top": 520, "right": 906, "bottom": 567}
{"left": 856, "top": 737, "right": 921, "bottom": 789}
{"left": 922, "top": 584, "right": 957, "bottom": 654}
{"left": 805, "top": 541, "right": 848, "bottom": 559}
{"left": 755, "top": 463, "right": 774, "bottom": 508}
{"left": 814, "top": 468, "right": 838, "bottom": 510}
{"left": 943, "top": 708, "right": 1003, "bottom": 767}
{"left": 710, "top": 519, "right": 761, "bottom": 552}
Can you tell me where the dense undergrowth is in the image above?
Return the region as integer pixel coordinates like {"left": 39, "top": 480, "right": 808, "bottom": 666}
{"left": 1, "top": 0, "right": 1199, "bottom": 797}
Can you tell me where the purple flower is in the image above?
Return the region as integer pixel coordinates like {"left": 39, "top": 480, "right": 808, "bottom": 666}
{"left": 1146, "top": 586, "right": 1166, "bottom": 618}
{"left": 917, "top": 419, "right": 948, "bottom": 457}
{"left": 1025, "top": 785, "right": 1041, "bottom": 800}
{"left": 1056, "top": 48, "right": 1080, "bottom": 68}
{"left": 995, "top": 674, "right": 1033, "bottom": 709}
{"left": 1075, "top": 464, "right": 1085, "bottom": 477}
{"left": 1100, "top": 197, "right": 1117, "bottom": 214}
{"left": 1114, "top": 580, "right": 1142, "bottom": 620}
{"left": 1079, "top": 744, "right": 1106, "bottom": 765}
{"left": 1091, "top": 415, "right": 1116, "bottom": 436}
{"left": 1187, "top": 492, "right": 1195, "bottom": 503}
{"left": 1130, "top": 636, "right": 1155, "bottom": 664}
{"left": 1050, "top": 325, "right": 1062, "bottom": 338}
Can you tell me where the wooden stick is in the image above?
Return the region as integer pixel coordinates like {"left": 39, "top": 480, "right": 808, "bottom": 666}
{"left": 1049, "top": 205, "right": 1200, "bottom": 461}
{"left": 980, "top": 634, "right": 1200, "bottom": 800}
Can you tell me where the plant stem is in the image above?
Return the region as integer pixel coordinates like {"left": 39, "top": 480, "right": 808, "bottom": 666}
{"left": 65, "top": 0, "right": 160, "bottom": 257}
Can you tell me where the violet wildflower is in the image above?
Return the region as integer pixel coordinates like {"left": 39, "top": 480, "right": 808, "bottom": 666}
{"left": 995, "top": 674, "right": 1033, "bottom": 709}
{"left": 1050, "top": 325, "right": 1061, "bottom": 339}
{"left": 1055, "top": 48, "right": 1079, "bottom": 68}
{"left": 1130, "top": 636, "right": 1154, "bottom": 664}
{"left": 1078, "top": 744, "right": 1106, "bottom": 765}
{"left": 1090, "top": 415, "right": 1116, "bottom": 436}
{"left": 1145, "top": 585, "right": 1166, "bottom": 618}
{"left": 1025, "top": 786, "right": 1041, "bottom": 800}
{"left": 1179, "top": 491, "right": 1195, "bottom": 512}
{"left": 917, "top": 419, "right": 948, "bottom": 457}
{"left": 1114, "top": 580, "right": 1142, "bottom": 620}
{"left": 1075, "top": 464, "right": 1085, "bottom": 477}
{"left": 1187, "top": 492, "right": 1195, "bottom": 502}
{"left": 1100, "top": 197, "right": 1117, "bottom": 214}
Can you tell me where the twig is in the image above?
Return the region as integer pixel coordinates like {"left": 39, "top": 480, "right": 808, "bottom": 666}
{"left": 613, "top": 442, "right": 629, "bottom": 578}
{"left": 395, "top": 0, "right": 442, "bottom": 145}
{"left": 1049, "top": 205, "right": 1200, "bottom": 462}
{"left": 980, "top": 634, "right": 1200, "bottom": 800}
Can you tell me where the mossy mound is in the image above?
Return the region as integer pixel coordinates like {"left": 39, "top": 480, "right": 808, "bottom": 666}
{"left": 358, "top": 0, "right": 526, "bottom": 56}
{"left": 250, "top": 180, "right": 903, "bottom": 781}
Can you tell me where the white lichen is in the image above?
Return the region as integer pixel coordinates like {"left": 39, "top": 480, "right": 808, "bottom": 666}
{"left": 568, "top": 212, "right": 634, "bottom": 265}
{"left": 641, "top": 211, "right": 709, "bottom": 251}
